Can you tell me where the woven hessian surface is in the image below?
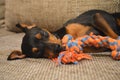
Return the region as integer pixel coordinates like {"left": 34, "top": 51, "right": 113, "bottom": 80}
{"left": 5, "top": 0, "right": 120, "bottom": 32}
{"left": 0, "top": 29, "right": 120, "bottom": 80}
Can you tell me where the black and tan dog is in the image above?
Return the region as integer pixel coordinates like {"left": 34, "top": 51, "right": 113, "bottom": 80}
{"left": 7, "top": 10, "right": 120, "bottom": 60}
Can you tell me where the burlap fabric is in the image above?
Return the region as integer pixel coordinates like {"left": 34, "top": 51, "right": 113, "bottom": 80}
{"left": 5, "top": 0, "right": 120, "bottom": 32}
{"left": 0, "top": 0, "right": 5, "bottom": 19}
{"left": 0, "top": 28, "right": 120, "bottom": 80}
{"left": 0, "top": 0, "right": 5, "bottom": 28}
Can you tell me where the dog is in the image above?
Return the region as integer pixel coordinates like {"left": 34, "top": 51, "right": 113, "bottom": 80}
{"left": 7, "top": 9, "right": 120, "bottom": 60}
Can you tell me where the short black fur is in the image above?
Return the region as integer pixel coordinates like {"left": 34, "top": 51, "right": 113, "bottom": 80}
{"left": 54, "top": 10, "right": 120, "bottom": 38}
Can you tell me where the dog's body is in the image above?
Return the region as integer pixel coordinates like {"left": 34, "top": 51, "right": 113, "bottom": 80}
{"left": 7, "top": 10, "right": 120, "bottom": 60}
{"left": 54, "top": 10, "right": 120, "bottom": 39}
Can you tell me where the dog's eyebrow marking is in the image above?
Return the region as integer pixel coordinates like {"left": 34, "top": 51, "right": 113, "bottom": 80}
{"left": 32, "top": 48, "right": 39, "bottom": 53}
{"left": 35, "top": 33, "right": 41, "bottom": 39}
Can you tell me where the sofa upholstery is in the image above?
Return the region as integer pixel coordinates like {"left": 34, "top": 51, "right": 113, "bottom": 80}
{"left": 5, "top": 0, "right": 120, "bottom": 32}
{"left": 0, "top": 0, "right": 5, "bottom": 28}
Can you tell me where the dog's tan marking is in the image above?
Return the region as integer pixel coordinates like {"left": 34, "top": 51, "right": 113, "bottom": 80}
{"left": 35, "top": 33, "right": 41, "bottom": 39}
{"left": 32, "top": 48, "right": 39, "bottom": 53}
{"left": 66, "top": 23, "right": 91, "bottom": 39}
{"left": 117, "top": 18, "right": 120, "bottom": 27}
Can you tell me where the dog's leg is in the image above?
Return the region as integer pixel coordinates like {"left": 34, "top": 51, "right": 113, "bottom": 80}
{"left": 7, "top": 50, "right": 26, "bottom": 60}
{"left": 94, "top": 13, "right": 118, "bottom": 39}
{"left": 116, "top": 18, "right": 120, "bottom": 27}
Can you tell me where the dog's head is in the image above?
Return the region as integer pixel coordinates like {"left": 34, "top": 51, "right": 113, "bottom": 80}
{"left": 8, "top": 23, "right": 63, "bottom": 60}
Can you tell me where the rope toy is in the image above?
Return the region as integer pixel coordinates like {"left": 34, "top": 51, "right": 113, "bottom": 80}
{"left": 52, "top": 32, "right": 120, "bottom": 65}
{"left": 52, "top": 51, "right": 92, "bottom": 65}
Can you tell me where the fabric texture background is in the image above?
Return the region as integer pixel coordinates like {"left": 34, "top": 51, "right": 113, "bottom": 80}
{"left": 5, "top": 0, "right": 120, "bottom": 32}
{"left": 0, "top": 0, "right": 5, "bottom": 28}
{"left": 0, "top": 0, "right": 5, "bottom": 19}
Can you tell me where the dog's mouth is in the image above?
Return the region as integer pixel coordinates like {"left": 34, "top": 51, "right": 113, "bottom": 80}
{"left": 43, "top": 43, "right": 64, "bottom": 58}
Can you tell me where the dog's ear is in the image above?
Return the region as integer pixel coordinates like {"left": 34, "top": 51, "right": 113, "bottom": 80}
{"left": 7, "top": 50, "right": 26, "bottom": 60}
{"left": 16, "top": 23, "right": 28, "bottom": 32}
{"left": 16, "top": 23, "right": 36, "bottom": 32}
{"left": 27, "top": 24, "right": 36, "bottom": 29}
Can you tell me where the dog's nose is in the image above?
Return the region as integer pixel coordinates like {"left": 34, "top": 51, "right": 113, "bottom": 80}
{"left": 55, "top": 44, "right": 65, "bottom": 52}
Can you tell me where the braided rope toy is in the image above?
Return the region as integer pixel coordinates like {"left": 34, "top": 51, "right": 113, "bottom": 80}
{"left": 52, "top": 32, "right": 120, "bottom": 65}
